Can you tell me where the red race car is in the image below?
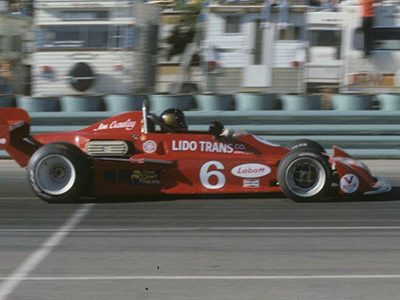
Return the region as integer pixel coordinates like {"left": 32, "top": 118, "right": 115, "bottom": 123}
{"left": 0, "top": 101, "right": 391, "bottom": 203}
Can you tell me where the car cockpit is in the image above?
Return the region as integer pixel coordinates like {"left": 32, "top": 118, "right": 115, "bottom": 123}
{"left": 142, "top": 100, "right": 230, "bottom": 138}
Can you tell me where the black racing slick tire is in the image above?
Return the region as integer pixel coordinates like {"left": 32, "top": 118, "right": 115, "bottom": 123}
{"left": 278, "top": 148, "right": 332, "bottom": 202}
{"left": 27, "top": 142, "right": 91, "bottom": 203}
{"left": 287, "top": 139, "right": 326, "bottom": 154}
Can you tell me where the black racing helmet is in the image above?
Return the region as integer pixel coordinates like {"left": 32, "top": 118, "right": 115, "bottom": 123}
{"left": 160, "top": 108, "right": 188, "bottom": 132}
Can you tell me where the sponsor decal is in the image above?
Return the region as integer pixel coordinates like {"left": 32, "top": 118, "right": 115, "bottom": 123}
{"left": 234, "top": 144, "right": 246, "bottom": 150}
{"left": 0, "top": 138, "right": 6, "bottom": 145}
{"left": 340, "top": 174, "right": 359, "bottom": 194}
{"left": 231, "top": 163, "right": 271, "bottom": 179}
{"left": 172, "top": 140, "right": 198, "bottom": 152}
{"left": 243, "top": 179, "right": 260, "bottom": 188}
{"left": 143, "top": 140, "right": 157, "bottom": 153}
{"left": 131, "top": 170, "right": 161, "bottom": 185}
{"left": 93, "top": 119, "right": 136, "bottom": 132}
{"left": 200, "top": 161, "right": 226, "bottom": 189}
{"left": 171, "top": 140, "right": 246, "bottom": 154}
{"left": 105, "top": 169, "right": 161, "bottom": 185}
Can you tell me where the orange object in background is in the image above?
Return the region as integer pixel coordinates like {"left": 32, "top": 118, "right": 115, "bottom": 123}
{"left": 361, "top": 0, "right": 376, "bottom": 17}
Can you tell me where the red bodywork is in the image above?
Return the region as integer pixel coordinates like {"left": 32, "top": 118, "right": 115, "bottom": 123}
{"left": 0, "top": 108, "right": 390, "bottom": 197}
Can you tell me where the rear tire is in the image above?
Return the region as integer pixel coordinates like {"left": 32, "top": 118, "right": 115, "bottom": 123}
{"left": 278, "top": 148, "right": 332, "bottom": 202}
{"left": 28, "top": 142, "right": 91, "bottom": 203}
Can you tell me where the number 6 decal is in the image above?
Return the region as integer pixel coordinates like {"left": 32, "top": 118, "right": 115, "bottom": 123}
{"left": 200, "top": 161, "right": 226, "bottom": 189}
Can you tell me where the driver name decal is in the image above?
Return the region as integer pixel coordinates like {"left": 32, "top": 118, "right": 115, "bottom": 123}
{"left": 93, "top": 119, "right": 136, "bottom": 132}
{"left": 231, "top": 163, "right": 271, "bottom": 179}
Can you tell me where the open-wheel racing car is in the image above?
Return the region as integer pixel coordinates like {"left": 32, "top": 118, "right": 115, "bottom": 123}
{"left": 0, "top": 101, "right": 391, "bottom": 203}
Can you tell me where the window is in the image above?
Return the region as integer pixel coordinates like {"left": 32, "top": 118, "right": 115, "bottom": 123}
{"left": 11, "top": 36, "right": 22, "bottom": 52}
{"left": 44, "top": 27, "right": 83, "bottom": 49}
{"left": 225, "top": 16, "right": 241, "bottom": 34}
{"left": 134, "top": 28, "right": 141, "bottom": 48}
{"left": 308, "top": 29, "right": 341, "bottom": 47}
{"left": 40, "top": 26, "right": 126, "bottom": 50}
{"left": 353, "top": 27, "right": 400, "bottom": 51}
{"left": 278, "top": 26, "right": 300, "bottom": 40}
{"left": 373, "top": 28, "right": 400, "bottom": 50}
{"left": 62, "top": 11, "right": 109, "bottom": 20}
{"left": 87, "top": 26, "right": 109, "bottom": 48}
{"left": 109, "top": 26, "right": 124, "bottom": 49}
{"left": 254, "top": 19, "right": 263, "bottom": 65}
{"left": 353, "top": 27, "right": 364, "bottom": 50}
{"left": 308, "top": 29, "right": 341, "bottom": 58}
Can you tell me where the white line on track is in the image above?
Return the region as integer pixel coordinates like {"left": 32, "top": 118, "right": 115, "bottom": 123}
{"left": 0, "top": 226, "right": 400, "bottom": 232}
{"left": 0, "top": 203, "right": 94, "bottom": 300}
{"left": 0, "top": 275, "right": 399, "bottom": 281}
{"left": 0, "top": 197, "right": 38, "bottom": 200}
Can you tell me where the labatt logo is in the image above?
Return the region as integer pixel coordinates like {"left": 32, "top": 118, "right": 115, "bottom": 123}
{"left": 231, "top": 163, "right": 271, "bottom": 179}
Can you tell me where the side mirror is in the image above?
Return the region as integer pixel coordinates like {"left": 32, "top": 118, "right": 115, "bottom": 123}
{"left": 209, "top": 121, "right": 224, "bottom": 138}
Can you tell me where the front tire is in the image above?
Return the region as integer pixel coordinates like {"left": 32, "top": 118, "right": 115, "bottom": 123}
{"left": 287, "top": 139, "right": 326, "bottom": 154}
{"left": 28, "top": 142, "right": 91, "bottom": 203}
{"left": 278, "top": 148, "right": 332, "bottom": 202}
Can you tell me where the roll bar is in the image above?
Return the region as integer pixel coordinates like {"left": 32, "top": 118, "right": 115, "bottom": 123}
{"left": 142, "top": 100, "right": 150, "bottom": 134}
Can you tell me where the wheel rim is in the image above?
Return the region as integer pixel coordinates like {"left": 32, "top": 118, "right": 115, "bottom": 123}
{"left": 35, "top": 155, "right": 76, "bottom": 196}
{"left": 285, "top": 157, "right": 326, "bottom": 198}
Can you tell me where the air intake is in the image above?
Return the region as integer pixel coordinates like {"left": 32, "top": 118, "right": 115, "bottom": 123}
{"left": 86, "top": 141, "right": 129, "bottom": 157}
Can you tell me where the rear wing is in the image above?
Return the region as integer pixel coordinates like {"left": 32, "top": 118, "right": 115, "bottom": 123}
{"left": 0, "top": 108, "right": 30, "bottom": 147}
{"left": 0, "top": 108, "right": 41, "bottom": 167}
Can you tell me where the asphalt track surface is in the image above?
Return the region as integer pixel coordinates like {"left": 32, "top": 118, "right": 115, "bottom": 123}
{"left": 0, "top": 160, "right": 399, "bottom": 300}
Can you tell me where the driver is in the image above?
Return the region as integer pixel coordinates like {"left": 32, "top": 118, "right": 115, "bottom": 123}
{"left": 159, "top": 108, "right": 188, "bottom": 133}
{"left": 156, "top": 108, "right": 233, "bottom": 138}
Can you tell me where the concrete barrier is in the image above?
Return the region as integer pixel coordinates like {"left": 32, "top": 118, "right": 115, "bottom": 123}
{"left": 280, "top": 95, "right": 321, "bottom": 110}
{"left": 194, "top": 94, "right": 234, "bottom": 111}
{"left": 149, "top": 94, "right": 194, "bottom": 112}
{"left": 60, "top": 96, "right": 105, "bottom": 112}
{"left": 17, "top": 96, "right": 60, "bottom": 112}
{"left": 104, "top": 94, "right": 145, "bottom": 112}
{"left": 0, "top": 95, "right": 15, "bottom": 107}
{"left": 332, "top": 94, "right": 373, "bottom": 111}
{"left": 376, "top": 94, "right": 400, "bottom": 111}
{"left": 234, "top": 93, "right": 278, "bottom": 111}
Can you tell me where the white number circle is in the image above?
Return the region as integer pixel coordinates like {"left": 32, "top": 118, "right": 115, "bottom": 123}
{"left": 200, "top": 161, "right": 226, "bottom": 190}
